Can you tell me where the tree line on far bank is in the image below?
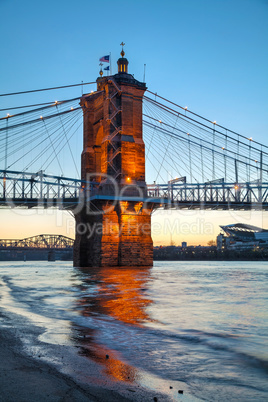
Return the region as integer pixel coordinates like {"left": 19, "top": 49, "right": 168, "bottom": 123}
{"left": 153, "top": 246, "right": 268, "bottom": 261}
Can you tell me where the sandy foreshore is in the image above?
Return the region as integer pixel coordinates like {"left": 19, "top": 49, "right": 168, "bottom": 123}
{"left": 0, "top": 311, "right": 170, "bottom": 402}
{"left": 0, "top": 326, "right": 128, "bottom": 402}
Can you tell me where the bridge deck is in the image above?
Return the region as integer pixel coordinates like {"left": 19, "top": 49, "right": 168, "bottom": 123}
{"left": 1, "top": 170, "right": 268, "bottom": 210}
{"left": 0, "top": 197, "right": 267, "bottom": 210}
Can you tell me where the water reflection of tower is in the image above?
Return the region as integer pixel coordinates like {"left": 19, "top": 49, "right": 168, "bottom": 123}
{"left": 72, "top": 266, "right": 154, "bottom": 382}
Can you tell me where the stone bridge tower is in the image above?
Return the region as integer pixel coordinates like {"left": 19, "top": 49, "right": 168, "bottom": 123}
{"left": 73, "top": 48, "right": 154, "bottom": 267}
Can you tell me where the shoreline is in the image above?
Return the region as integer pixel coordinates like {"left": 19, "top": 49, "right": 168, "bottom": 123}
{"left": 0, "top": 324, "right": 125, "bottom": 402}
{"left": 0, "top": 311, "right": 172, "bottom": 402}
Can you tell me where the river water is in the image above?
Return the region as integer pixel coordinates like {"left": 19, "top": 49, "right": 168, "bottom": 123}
{"left": 0, "top": 261, "right": 267, "bottom": 401}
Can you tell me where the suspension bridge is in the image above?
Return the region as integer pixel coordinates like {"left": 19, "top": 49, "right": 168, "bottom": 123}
{"left": 1, "top": 91, "right": 267, "bottom": 210}
{"left": 0, "top": 48, "right": 267, "bottom": 266}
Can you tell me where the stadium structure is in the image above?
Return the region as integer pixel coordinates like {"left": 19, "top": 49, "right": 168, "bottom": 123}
{"left": 217, "top": 224, "right": 268, "bottom": 250}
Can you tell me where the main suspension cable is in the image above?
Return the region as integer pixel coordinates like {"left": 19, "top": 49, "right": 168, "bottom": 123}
{"left": 0, "top": 81, "right": 96, "bottom": 97}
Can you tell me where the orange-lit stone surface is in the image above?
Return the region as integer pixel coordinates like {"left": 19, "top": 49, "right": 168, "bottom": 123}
{"left": 73, "top": 201, "right": 153, "bottom": 267}
{"left": 73, "top": 204, "right": 119, "bottom": 267}
{"left": 73, "top": 57, "right": 153, "bottom": 267}
{"left": 118, "top": 206, "right": 153, "bottom": 266}
{"left": 80, "top": 67, "right": 146, "bottom": 184}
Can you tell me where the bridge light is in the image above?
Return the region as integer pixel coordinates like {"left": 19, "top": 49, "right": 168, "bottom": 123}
{"left": 184, "top": 106, "right": 188, "bottom": 110}
{"left": 70, "top": 107, "right": 74, "bottom": 110}
{"left": 159, "top": 120, "right": 162, "bottom": 123}
{"left": 255, "top": 160, "right": 258, "bottom": 163}
{"left": 234, "top": 185, "right": 239, "bottom": 190}
{"left": 55, "top": 100, "right": 58, "bottom": 104}
{"left": 221, "top": 147, "right": 225, "bottom": 150}
{"left": 187, "top": 132, "right": 190, "bottom": 136}
{"left": 40, "top": 116, "right": 43, "bottom": 119}
{"left": 213, "top": 121, "right": 216, "bottom": 124}
{"left": 126, "top": 177, "right": 131, "bottom": 183}
{"left": 7, "top": 113, "right": 10, "bottom": 118}
{"left": 249, "top": 137, "right": 253, "bottom": 141}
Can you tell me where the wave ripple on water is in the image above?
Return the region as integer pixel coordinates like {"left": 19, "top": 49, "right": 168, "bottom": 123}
{"left": 0, "top": 260, "right": 267, "bottom": 401}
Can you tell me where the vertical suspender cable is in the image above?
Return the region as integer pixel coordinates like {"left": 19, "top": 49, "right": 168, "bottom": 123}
{"left": 248, "top": 140, "right": 251, "bottom": 182}
{"left": 236, "top": 135, "right": 240, "bottom": 183}
{"left": 259, "top": 149, "right": 263, "bottom": 203}
{"left": 188, "top": 133, "right": 192, "bottom": 182}
{"left": 212, "top": 122, "right": 215, "bottom": 180}
{"left": 224, "top": 132, "right": 227, "bottom": 181}
{"left": 56, "top": 105, "right": 79, "bottom": 177}
{"left": 200, "top": 139, "right": 204, "bottom": 182}
{"left": 260, "top": 149, "right": 263, "bottom": 184}
{"left": 155, "top": 114, "right": 179, "bottom": 183}
{"left": 5, "top": 118, "right": 8, "bottom": 170}
{"left": 235, "top": 159, "right": 238, "bottom": 183}
{"left": 42, "top": 119, "right": 64, "bottom": 176}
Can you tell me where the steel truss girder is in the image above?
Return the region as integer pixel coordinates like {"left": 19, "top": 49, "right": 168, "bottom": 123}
{"left": 1, "top": 171, "right": 268, "bottom": 210}
{"left": 0, "top": 234, "right": 74, "bottom": 249}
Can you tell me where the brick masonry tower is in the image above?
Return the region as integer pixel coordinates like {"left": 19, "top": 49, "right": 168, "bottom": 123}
{"left": 73, "top": 46, "right": 154, "bottom": 267}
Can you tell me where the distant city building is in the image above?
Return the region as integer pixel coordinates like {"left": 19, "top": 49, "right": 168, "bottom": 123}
{"left": 217, "top": 223, "right": 268, "bottom": 250}
{"left": 181, "top": 242, "right": 187, "bottom": 248}
{"left": 216, "top": 234, "right": 223, "bottom": 250}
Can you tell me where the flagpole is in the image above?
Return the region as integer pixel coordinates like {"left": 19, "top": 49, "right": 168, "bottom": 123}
{"left": 143, "top": 64, "right": 146, "bottom": 82}
{"left": 110, "top": 52, "right": 112, "bottom": 75}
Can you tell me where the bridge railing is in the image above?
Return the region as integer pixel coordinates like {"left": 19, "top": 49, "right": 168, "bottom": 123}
{"left": 1, "top": 170, "right": 268, "bottom": 209}
{"left": 0, "top": 170, "right": 93, "bottom": 203}
{"left": 147, "top": 182, "right": 268, "bottom": 208}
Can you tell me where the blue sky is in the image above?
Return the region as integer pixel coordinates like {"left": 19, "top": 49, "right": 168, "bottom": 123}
{"left": 1, "top": 0, "right": 267, "bottom": 136}
{"left": 0, "top": 0, "right": 268, "bottom": 244}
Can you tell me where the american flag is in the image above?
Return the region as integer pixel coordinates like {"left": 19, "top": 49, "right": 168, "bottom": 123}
{"left": 99, "top": 55, "right": 110, "bottom": 63}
